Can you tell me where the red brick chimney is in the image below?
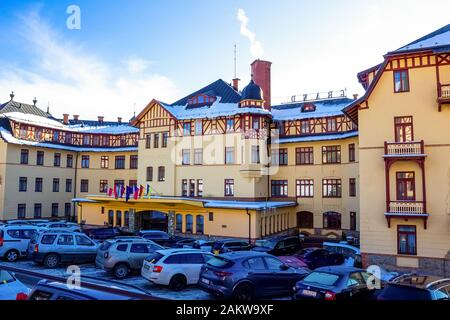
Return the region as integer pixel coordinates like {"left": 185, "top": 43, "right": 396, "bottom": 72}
{"left": 62, "top": 114, "right": 69, "bottom": 125}
{"left": 117, "top": 117, "right": 122, "bottom": 124}
{"left": 98, "top": 116, "right": 104, "bottom": 124}
{"left": 232, "top": 78, "right": 240, "bottom": 91}
{"left": 73, "top": 115, "right": 79, "bottom": 122}
{"left": 251, "top": 59, "right": 272, "bottom": 110}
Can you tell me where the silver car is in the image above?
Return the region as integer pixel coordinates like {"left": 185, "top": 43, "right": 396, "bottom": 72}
{"left": 0, "top": 269, "right": 30, "bottom": 300}
{"left": 0, "top": 225, "right": 43, "bottom": 262}
{"left": 40, "top": 222, "right": 82, "bottom": 233}
{"left": 27, "top": 230, "right": 99, "bottom": 268}
{"left": 96, "top": 238, "right": 163, "bottom": 279}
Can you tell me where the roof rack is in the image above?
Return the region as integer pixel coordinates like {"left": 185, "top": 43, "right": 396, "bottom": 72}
{"left": 426, "top": 278, "right": 450, "bottom": 289}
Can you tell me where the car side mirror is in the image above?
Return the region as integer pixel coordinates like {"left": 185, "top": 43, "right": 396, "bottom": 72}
{"left": 280, "top": 264, "right": 290, "bottom": 271}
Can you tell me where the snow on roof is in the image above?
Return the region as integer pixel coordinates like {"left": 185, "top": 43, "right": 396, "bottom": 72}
{"left": 1, "top": 112, "right": 66, "bottom": 129}
{"left": 161, "top": 96, "right": 271, "bottom": 120}
{"left": 275, "top": 130, "right": 358, "bottom": 144}
{"left": 271, "top": 98, "right": 353, "bottom": 121}
{"left": 0, "top": 126, "right": 138, "bottom": 152}
{"left": 394, "top": 24, "right": 450, "bottom": 53}
{"left": 202, "top": 200, "right": 298, "bottom": 210}
{"left": 67, "top": 124, "right": 139, "bottom": 134}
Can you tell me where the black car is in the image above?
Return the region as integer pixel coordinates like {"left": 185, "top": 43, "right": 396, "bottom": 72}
{"left": 211, "top": 239, "right": 252, "bottom": 254}
{"left": 83, "top": 227, "right": 133, "bottom": 241}
{"left": 199, "top": 251, "right": 310, "bottom": 301}
{"left": 296, "top": 248, "right": 345, "bottom": 269}
{"left": 293, "top": 266, "right": 377, "bottom": 300}
{"left": 377, "top": 274, "right": 450, "bottom": 300}
{"left": 138, "top": 230, "right": 192, "bottom": 247}
{"left": 252, "top": 236, "right": 301, "bottom": 256}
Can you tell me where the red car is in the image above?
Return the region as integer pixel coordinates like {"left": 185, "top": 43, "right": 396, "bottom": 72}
{"left": 278, "top": 255, "right": 309, "bottom": 269}
{"left": 280, "top": 248, "right": 345, "bottom": 270}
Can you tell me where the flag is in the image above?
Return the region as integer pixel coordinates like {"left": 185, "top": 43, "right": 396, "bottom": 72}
{"left": 139, "top": 185, "right": 144, "bottom": 198}
{"left": 107, "top": 187, "right": 113, "bottom": 197}
{"left": 125, "top": 186, "right": 131, "bottom": 202}
{"left": 114, "top": 186, "right": 118, "bottom": 199}
{"left": 133, "top": 186, "right": 139, "bottom": 200}
{"left": 145, "top": 184, "right": 150, "bottom": 197}
{"left": 120, "top": 186, "right": 125, "bottom": 198}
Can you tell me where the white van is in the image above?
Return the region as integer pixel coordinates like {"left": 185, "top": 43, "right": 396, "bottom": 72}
{"left": 0, "top": 225, "right": 42, "bottom": 262}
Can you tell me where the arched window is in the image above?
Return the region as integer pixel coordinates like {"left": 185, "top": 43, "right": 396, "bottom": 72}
{"left": 323, "top": 212, "right": 341, "bottom": 230}
{"left": 185, "top": 214, "right": 193, "bottom": 233}
{"left": 108, "top": 210, "right": 114, "bottom": 226}
{"left": 297, "top": 212, "right": 314, "bottom": 229}
{"left": 116, "top": 211, "right": 122, "bottom": 227}
{"left": 196, "top": 215, "right": 204, "bottom": 235}
{"left": 176, "top": 214, "right": 183, "bottom": 233}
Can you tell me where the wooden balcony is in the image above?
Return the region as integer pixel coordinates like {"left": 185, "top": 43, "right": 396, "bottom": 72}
{"left": 383, "top": 141, "right": 426, "bottom": 159}
{"left": 438, "top": 83, "right": 450, "bottom": 111}
{"left": 385, "top": 201, "right": 429, "bottom": 229}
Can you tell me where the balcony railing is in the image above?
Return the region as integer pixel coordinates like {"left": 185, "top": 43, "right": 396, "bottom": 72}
{"left": 387, "top": 201, "right": 426, "bottom": 215}
{"left": 384, "top": 141, "right": 425, "bottom": 157}
{"left": 438, "top": 83, "right": 450, "bottom": 100}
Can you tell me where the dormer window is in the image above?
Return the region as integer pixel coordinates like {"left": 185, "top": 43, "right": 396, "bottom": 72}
{"left": 302, "top": 103, "right": 316, "bottom": 112}
{"left": 187, "top": 94, "right": 217, "bottom": 107}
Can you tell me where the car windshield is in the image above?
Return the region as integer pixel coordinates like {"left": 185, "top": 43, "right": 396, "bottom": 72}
{"left": 145, "top": 252, "right": 164, "bottom": 263}
{"left": 303, "top": 272, "right": 341, "bottom": 286}
{"left": 0, "top": 270, "right": 15, "bottom": 284}
{"left": 255, "top": 240, "right": 276, "bottom": 248}
{"left": 206, "top": 256, "right": 234, "bottom": 269}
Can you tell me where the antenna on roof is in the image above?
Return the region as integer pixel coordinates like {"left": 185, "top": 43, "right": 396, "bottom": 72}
{"left": 47, "top": 102, "right": 50, "bottom": 114}
{"left": 33, "top": 97, "right": 37, "bottom": 106}
{"left": 10, "top": 91, "right": 14, "bottom": 101}
{"left": 133, "top": 103, "right": 136, "bottom": 117}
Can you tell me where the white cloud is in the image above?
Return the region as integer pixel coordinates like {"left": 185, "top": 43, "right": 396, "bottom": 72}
{"left": 0, "top": 10, "right": 178, "bottom": 120}
{"left": 237, "top": 8, "right": 264, "bottom": 58}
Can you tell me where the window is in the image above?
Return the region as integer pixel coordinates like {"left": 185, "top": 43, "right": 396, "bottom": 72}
{"left": 183, "top": 122, "right": 192, "bottom": 136}
{"left": 76, "top": 235, "right": 94, "bottom": 247}
{"left": 196, "top": 215, "right": 204, "bottom": 235}
{"left": 350, "top": 212, "right": 357, "bottom": 231}
{"left": 158, "top": 166, "right": 165, "bottom": 182}
{"left": 296, "top": 147, "right": 314, "bottom": 165}
{"left": 19, "top": 177, "right": 27, "bottom": 192}
{"left": 57, "top": 235, "right": 73, "bottom": 245}
{"left": 81, "top": 155, "right": 89, "bottom": 168}
{"left": 189, "top": 179, "right": 196, "bottom": 197}
{"left": 114, "top": 180, "right": 124, "bottom": 189}
{"left": 162, "top": 132, "right": 169, "bottom": 148}
{"left": 99, "top": 180, "right": 108, "bottom": 193}
{"left": 65, "top": 179, "right": 72, "bottom": 193}
{"left": 300, "top": 120, "right": 311, "bottom": 134}
{"left": 34, "top": 204, "right": 42, "bottom": 219}
{"left": 66, "top": 154, "right": 73, "bottom": 168}
{"left": 182, "top": 180, "right": 188, "bottom": 197}
{"left": 195, "top": 121, "right": 203, "bottom": 135}
{"left": 394, "top": 69, "right": 410, "bottom": 93}
{"left": 395, "top": 116, "right": 414, "bottom": 142}
{"left": 297, "top": 211, "right": 314, "bottom": 229}
{"left": 80, "top": 179, "right": 89, "bottom": 193}
{"left": 146, "top": 167, "right": 153, "bottom": 182}
{"left": 129, "top": 180, "right": 137, "bottom": 188}
{"left": 176, "top": 214, "right": 183, "bottom": 232}
{"left": 194, "top": 149, "right": 203, "bottom": 165}
{"left": 396, "top": 172, "right": 415, "bottom": 201}
{"left": 153, "top": 133, "right": 159, "bottom": 148}
{"left": 37, "top": 151, "right": 44, "bottom": 166}
{"left": 209, "top": 212, "right": 214, "bottom": 221}
{"left": 197, "top": 179, "right": 204, "bottom": 197}
{"left": 17, "top": 204, "right": 26, "bottom": 219}
{"left": 128, "top": 155, "right": 138, "bottom": 170}
{"left": 225, "top": 147, "right": 235, "bottom": 164}
{"left": 145, "top": 134, "right": 151, "bottom": 149}
{"left": 224, "top": 179, "right": 234, "bottom": 197}
{"left": 296, "top": 179, "right": 314, "bottom": 198}
{"left": 349, "top": 144, "right": 356, "bottom": 162}
{"left": 326, "top": 118, "right": 337, "bottom": 132}
{"left": 271, "top": 180, "right": 288, "bottom": 197}
{"left": 322, "top": 146, "right": 341, "bottom": 164}
{"left": 252, "top": 117, "right": 260, "bottom": 130}
{"left": 20, "top": 149, "right": 29, "bottom": 164}
{"left": 35, "top": 178, "right": 43, "bottom": 192}
{"left": 54, "top": 153, "right": 61, "bottom": 167}
{"left": 101, "top": 156, "right": 109, "bottom": 169}
{"left": 116, "top": 211, "right": 122, "bottom": 227}
{"left": 185, "top": 215, "right": 193, "bottom": 233}
{"left": 398, "top": 226, "right": 417, "bottom": 255}
{"left": 108, "top": 210, "right": 114, "bottom": 225}
{"left": 51, "top": 203, "right": 59, "bottom": 218}
{"left": 243, "top": 257, "right": 266, "bottom": 270}
{"left": 251, "top": 146, "right": 260, "bottom": 164}
{"left": 349, "top": 178, "right": 357, "bottom": 197}
{"left": 115, "top": 156, "right": 125, "bottom": 169}
{"left": 52, "top": 178, "right": 60, "bottom": 192}
{"left": 226, "top": 119, "right": 235, "bottom": 132}
{"left": 65, "top": 203, "right": 71, "bottom": 217}
{"left": 323, "top": 212, "right": 341, "bottom": 230}
{"left": 278, "top": 148, "right": 288, "bottom": 166}
{"left": 182, "top": 149, "right": 190, "bottom": 165}
{"left": 323, "top": 179, "right": 342, "bottom": 198}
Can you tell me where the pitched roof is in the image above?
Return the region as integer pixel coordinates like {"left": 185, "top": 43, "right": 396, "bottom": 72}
{"left": 0, "top": 100, "right": 53, "bottom": 119}
{"left": 390, "top": 24, "right": 450, "bottom": 54}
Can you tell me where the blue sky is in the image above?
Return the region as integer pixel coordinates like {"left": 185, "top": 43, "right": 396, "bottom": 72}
{"left": 0, "top": 0, "right": 449, "bottom": 119}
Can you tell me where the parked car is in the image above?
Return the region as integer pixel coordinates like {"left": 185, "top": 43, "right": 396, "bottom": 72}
{"left": 28, "top": 230, "right": 99, "bottom": 268}
{"left": 27, "top": 278, "right": 153, "bottom": 300}
{"left": 142, "top": 249, "right": 214, "bottom": 291}
{"left": 377, "top": 274, "right": 450, "bottom": 300}
{"left": 211, "top": 239, "right": 252, "bottom": 255}
{"left": 295, "top": 248, "right": 345, "bottom": 269}
{"left": 323, "top": 242, "right": 362, "bottom": 267}
{"left": 96, "top": 238, "right": 164, "bottom": 279}
{"left": 174, "top": 238, "right": 198, "bottom": 248}
{"left": 252, "top": 236, "right": 302, "bottom": 256}
{"left": 199, "top": 251, "right": 309, "bottom": 300}
{"left": 0, "top": 269, "right": 30, "bottom": 300}
{"left": 137, "top": 230, "right": 190, "bottom": 247}
{"left": 192, "top": 240, "right": 215, "bottom": 252}
{"left": 6, "top": 220, "right": 32, "bottom": 225}
{"left": 84, "top": 227, "right": 133, "bottom": 241}
{"left": 278, "top": 256, "right": 310, "bottom": 269}
{"left": 0, "top": 224, "right": 42, "bottom": 262}
{"left": 39, "top": 222, "right": 82, "bottom": 233}
{"left": 293, "top": 266, "right": 378, "bottom": 300}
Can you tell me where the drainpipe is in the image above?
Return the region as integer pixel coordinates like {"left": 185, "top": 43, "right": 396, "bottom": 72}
{"left": 246, "top": 208, "right": 251, "bottom": 244}
{"left": 72, "top": 152, "right": 79, "bottom": 223}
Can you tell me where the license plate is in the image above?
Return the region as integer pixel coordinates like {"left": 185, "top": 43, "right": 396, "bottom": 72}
{"left": 201, "top": 278, "right": 210, "bottom": 285}
{"left": 143, "top": 264, "right": 151, "bottom": 270}
{"left": 302, "top": 289, "right": 317, "bottom": 297}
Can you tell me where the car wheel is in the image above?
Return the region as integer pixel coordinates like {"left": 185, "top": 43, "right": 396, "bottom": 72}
{"left": 4, "top": 250, "right": 19, "bottom": 262}
{"left": 232, "top": 283, "right": 254, "bottom": 301}
{"left": 169, "top": 274, "right": 187, "bottom": 291}
{"left": 113, "top": 263, "right": 129, "bottom": 279}
{"left": 44, "top": 254, "right": 60, "bottom": 268}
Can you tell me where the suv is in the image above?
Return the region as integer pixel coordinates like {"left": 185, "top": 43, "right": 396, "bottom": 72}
{"left": 0, "top": 225, "right": 42, "bottom": 262}
{"left": 211, "top": 239, "right": 251, "bottom": 255}
{"left": 40, "top": 222, "right": 81, "bottom": 233}
{"left": 28, "top": 230, "right": 99, "bottom": 268}
{"left": 137, "top": 230, "right": 182, "bottom": 247}
{"left": 141, "top": 249, "right": 214, "bottom": 291}
{"left": 96, "top": 238, "right": 164, "bottom": 279}
{"left": 83, "top": 227, "right": 133, "bottom": 241}
{"left": 377, "top": 274, "right": 450, "bottom": 300}
{"left": 252, "top": 236, "right": 302, "bottom": 256}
